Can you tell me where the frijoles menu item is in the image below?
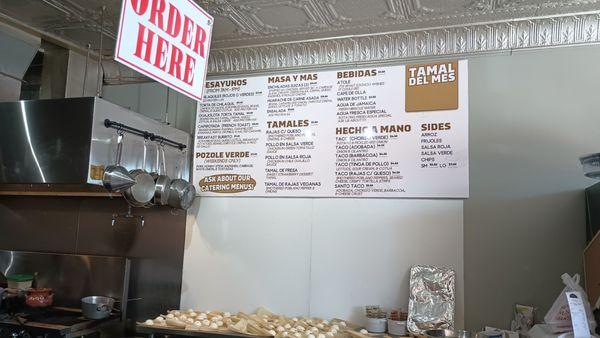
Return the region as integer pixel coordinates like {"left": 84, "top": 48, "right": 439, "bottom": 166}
{"left": 193, "top": 60, "right": 469, "bottom": 198}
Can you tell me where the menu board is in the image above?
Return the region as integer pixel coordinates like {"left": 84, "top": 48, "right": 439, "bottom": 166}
{"left": 193, "top": 60, "right": 468, "bottom": 198}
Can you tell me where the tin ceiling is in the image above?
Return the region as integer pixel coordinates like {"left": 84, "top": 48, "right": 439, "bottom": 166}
{"left": 0, "top": 0, "right": 598, "bottom": 50}
{"left": 0, "top": 0, "right": 598, "bottom": 75}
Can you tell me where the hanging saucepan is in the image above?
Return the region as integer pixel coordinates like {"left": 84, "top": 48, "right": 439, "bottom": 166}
{"left": 102, "top": 132, "right": 136, "bottom": 192}
{"left": 167, "top": 150, "right": 196, "bottom": 210}
{"left": 153, "top": 143, "right": 172, "bottom": 206}
{"left": 123, "top": 139, "right": 156, "bottom": 207}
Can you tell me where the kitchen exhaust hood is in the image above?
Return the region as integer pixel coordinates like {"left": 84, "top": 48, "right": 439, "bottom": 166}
{"left": 0, "top": 97, "right": 191, "bottom": 195}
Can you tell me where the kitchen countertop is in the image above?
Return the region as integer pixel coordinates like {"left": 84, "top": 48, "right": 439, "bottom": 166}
{"left": 0, "top": 307, "right": 120, "bottom": 338}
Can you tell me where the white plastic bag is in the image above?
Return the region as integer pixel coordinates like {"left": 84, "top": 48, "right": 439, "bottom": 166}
{"left": 544, "top": 273, "right": 596, "bottom": 332}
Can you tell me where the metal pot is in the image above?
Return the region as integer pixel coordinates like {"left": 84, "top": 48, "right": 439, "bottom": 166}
{"left": 123, "top": 139, "right": 156, "bottom": 207}
{"left": 167, "top": 151, "right": 196, "bottom": 210}
{"left": 103, "top": 132, "right": 135, "bottom": 192}
{"left": 81, "top": 296, "right": 114, "bottom": 320}
{"left": 25, "top": 288, "right": 53, "bottom": 308}
{"left": 425, "top": 329, "right": 459, "bottom": 338}
{"left": 153, "top": 144, "right": 171, "bottom": 206}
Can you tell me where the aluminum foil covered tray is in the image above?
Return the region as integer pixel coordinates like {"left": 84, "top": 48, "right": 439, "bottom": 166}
{"left": 407, "top": 265, "right": 456, "bottom": 334}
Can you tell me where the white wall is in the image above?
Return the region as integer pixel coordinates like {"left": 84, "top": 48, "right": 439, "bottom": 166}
{"left": 464, "top": 45, "right": 599, "bottom": 330}
{"left": 181, "top": 198, "right": 464, "bottom": 327}
{"left": 103, "top": 45, "right": 599, "bottom": 331}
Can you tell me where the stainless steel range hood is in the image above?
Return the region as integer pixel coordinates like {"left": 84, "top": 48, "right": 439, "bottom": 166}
{"left": 0, "top": 97, "right": 191, "bottom": 195}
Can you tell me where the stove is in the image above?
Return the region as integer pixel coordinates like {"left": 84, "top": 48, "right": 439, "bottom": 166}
{"left": 0, "top": 307, "right": 119, "bottom": 338}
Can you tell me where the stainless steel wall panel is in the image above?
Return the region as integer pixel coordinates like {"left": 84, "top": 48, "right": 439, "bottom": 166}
{"left": 0, "top": 197, "right": 79, "bottom": 252}
{"left": 0, "top": 250, "right": 129, "bottom": 310}
{"left": 0, "top": 196, "right": 186, "bottom": 321}
{"left": 0, "top": 97, "right": 95, "bottom": 184}
{"left": 0, "top": 97, "right": 192, "bottom": 186}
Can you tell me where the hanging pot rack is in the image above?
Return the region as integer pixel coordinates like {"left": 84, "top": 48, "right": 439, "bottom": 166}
{"left": 104, "top": 119, "right": 187, "bottom": 151}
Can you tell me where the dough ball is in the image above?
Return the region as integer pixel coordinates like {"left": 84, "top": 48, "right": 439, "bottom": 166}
{"left": 290, "top": 328, "right": 298, "bottom": 333}
{"left": 277, "top": 326, "right": 285, "bottom": 332}
{"left": 194, "top": 321, "right": 203, "bottom": 327}
{"left": 166, "top": 314, "right": 175, "bottom": 319}
{"left": 297, "top": 326, "right": 306, "bottom": 332}
{"left": 202, "top": 319, "right": 211, "bottom": 326}
{"left": 209, "top": 322, "right": 218, "bottom": 329}
{"left": 269, "top": 330, "right": 277, "bottom": 336}
{"left": 155, "top": 317, "right": 165, "bottom": 322}
{"left": 339, "top": 322, "right": 346, "bottom": 327}
{"left": 292, "top": 317, "right": 299, "bottom": 322}
{"left": 331, "top": 325, "right": 339, "bottom": 331}
{"left": 285, "top": 324, "right": 292, "bottom": 329}
{"left": 318, "top": 334, "right": 326, "bottom": 338}
{"left": 198, "top": 313, "right": 207, "bottom": 320}
{"left": 294, "top": 333, "right": 302, "bottom": 338}
{"left": 186, "top": 318, "right": 194, "bottom": 324}
{"left": 322, "top": 320, "right": 329, "bottom": 325}
{"left": 359, "top": 329, "right": 368, "bottom": 334}
{"left": 224, "top": 312, "right": 231, "bottom": 318}
{"left": 326, "top": 333, "right": 334, "bottom": 337}
{"left": 317, "top": 324, "right": 324, "bottom": 329}
{"left": 173, "top": 311, "right": 181, "bottom": 316}
{"left": 217, "top": 321, "right": 224, "bottom": 327}
{"left": 311, "top": 327, "right": 319, "bottom": 333}
{"left": 144, "top": 320, "right": 154, "bottom": 325}
{"left": 308, "top": 334, "right": 316, "bottom": 338}
{"left": 188, "top": 311, "right": 197, "bottom": 317}
{"left": 331, "top": 329, "right": 338, "bottom": 334}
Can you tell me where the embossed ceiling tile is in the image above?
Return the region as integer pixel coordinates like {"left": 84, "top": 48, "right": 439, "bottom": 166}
{"left": 418, "top": 0, "right": 469, "bottom": 12}
{"left": 213, "top": 16, "right": 240, "bottom": 37}
{"left": 254, "top": 4, "right": 313, "bottom": 29}
{"left": 333, "top": 0, "right": 389, "bottom": 20}
{"left": 0, "top": 1, "right": 65, "bottom": 24}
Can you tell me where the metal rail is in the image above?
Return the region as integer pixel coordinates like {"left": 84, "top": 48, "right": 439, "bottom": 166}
{"left": 104, "top": 119, "right": 187, "bottom": 150}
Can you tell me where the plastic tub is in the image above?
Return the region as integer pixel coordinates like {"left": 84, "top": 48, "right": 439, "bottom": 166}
{"left": 6, "top": 274, "right": 34, "bottom": 290}
{"left": 366, "top": 318, "right": 387, "bottom": 333}
{"left": 387, "top": 319, "right": 406, "bottom": 335}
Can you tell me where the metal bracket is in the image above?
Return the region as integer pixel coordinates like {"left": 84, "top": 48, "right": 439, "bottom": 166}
{"left": 111, "top": 205, "right": 145, "bottom": 227}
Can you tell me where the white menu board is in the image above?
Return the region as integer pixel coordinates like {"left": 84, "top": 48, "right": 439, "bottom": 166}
{"left": 193, "top": 60, "right": 469, "bottom": 198}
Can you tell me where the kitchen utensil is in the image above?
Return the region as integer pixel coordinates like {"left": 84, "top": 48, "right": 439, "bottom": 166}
{"left": 366, "top": 317, "right": 387, "bottom": 333}
{"left": 167, "top": 150, "right": 196, "bottom": 210}
{"left": 475, "top": 331, "right": 504, "bottom": 338}
{"left": 123, "top": 139, "right": 156, "bottom": 207}
{"left": 103, "top": 132, "right": 136, "bottom": 192}
{"left": 6, "top": 274, "right": 34, "bottom": 290}
{"left": 81, "top": 296, "right": 115, "bottom": 320}
{"left": 425, "top": 329, "right": 459, "bottom": 338}
{"left": 153, "top": 143, "right": 172, "bottom": 206}
{"left": 25, "top": 288, "right": 53, "bottom": 308}
{"left": 388, "top": 319, "right": 407, "bottom": 335}
{"left": 457, "top": 330, "right": 472, "bottom": 338}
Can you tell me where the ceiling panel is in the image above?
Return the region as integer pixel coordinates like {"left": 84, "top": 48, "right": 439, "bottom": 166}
{"left": 0, "top": 0, "right": 598, "bottom": 53}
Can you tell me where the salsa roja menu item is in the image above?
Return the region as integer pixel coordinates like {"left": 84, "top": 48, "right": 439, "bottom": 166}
{"left": 193, "top": 60, "right": 469, "bottom": 198}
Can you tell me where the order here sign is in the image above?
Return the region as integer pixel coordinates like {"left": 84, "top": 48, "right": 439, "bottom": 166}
{"left": 115, "top": 0, "right": 213, "bottom": 101}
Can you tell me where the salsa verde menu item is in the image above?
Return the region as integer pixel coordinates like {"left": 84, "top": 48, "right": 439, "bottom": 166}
{"left": 193, "top": 60, "right": 468, "bottom": 198}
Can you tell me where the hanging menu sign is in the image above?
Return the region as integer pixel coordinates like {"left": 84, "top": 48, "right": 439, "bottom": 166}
{"left": 193, "top": 60, "right": 469, "bottom": 198}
